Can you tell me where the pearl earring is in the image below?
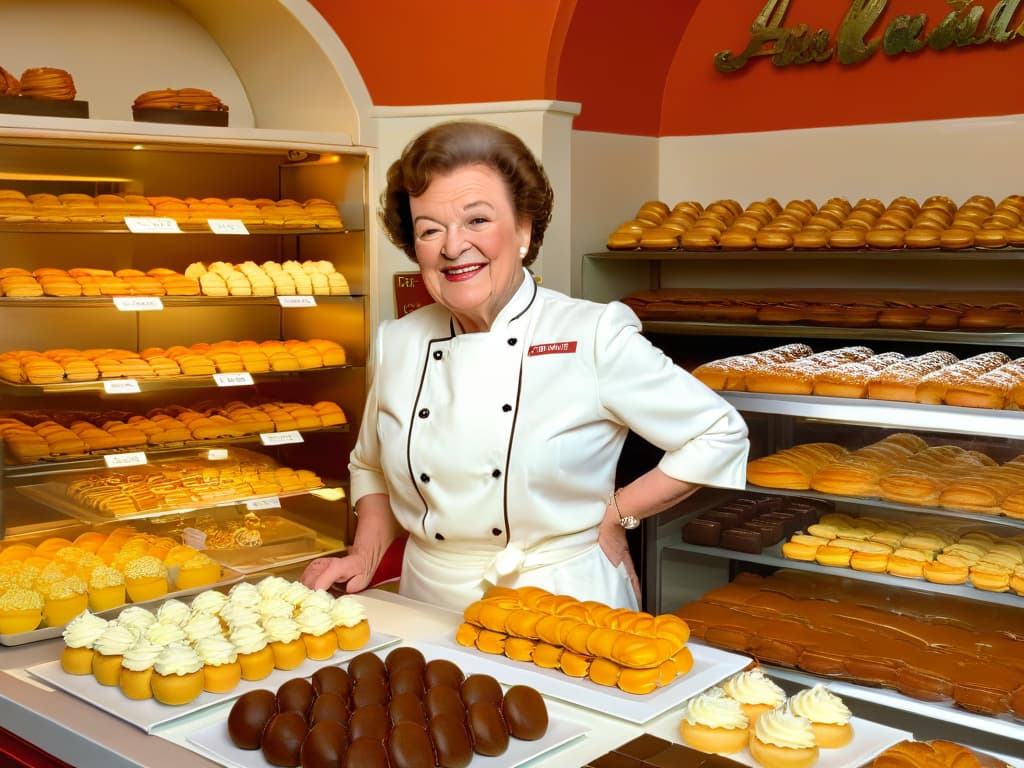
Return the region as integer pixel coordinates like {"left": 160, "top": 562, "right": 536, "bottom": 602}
{"left": 519, "top": 246, "right": 528, "bottom": 259}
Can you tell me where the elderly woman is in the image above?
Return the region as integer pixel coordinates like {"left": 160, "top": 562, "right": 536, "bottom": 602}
{"left": 302, "top": 120, "right": 748, "bottom": 611}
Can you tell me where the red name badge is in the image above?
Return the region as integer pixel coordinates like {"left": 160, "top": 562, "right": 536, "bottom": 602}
{"left": 528, "top": 341, "right": 577, "bottom": 356}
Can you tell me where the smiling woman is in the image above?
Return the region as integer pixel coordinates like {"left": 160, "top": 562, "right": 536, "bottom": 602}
{"left": 301, "top": 120, "right": 750, "bottom": 613}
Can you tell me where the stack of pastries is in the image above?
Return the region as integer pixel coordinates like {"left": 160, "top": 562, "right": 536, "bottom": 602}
{"left": 0, "top": 532, "right": 224, "bottom": 633}
{"left": 677, "top": 571, "right": 1024, "bottom": 719}
{"left": 227, "top": 647, "right": 548, "bottom": 766}
{"left": 456, "top": 585, "right": 693, "bottom": 694}
{"left": 607, "top": 195, "right": 1024, "bottom": 251}
{"left": 183, "top": 259, "right": 349, "bottom": 296}
{"left": 0, "top": 191, "right": 343, "bottom": 229}
{"left": 59, "top": 577, "right": 370, "bottom": 705}
{"left": 781, "top": 510, "right": 1024, "bottom": 594}
{"left": 133, "top": 88, "right": 228, "bottom": 113}
{"left": 694, "top": 343, "right": 1024, "bottom": 409}
{"left": 747, "top": 434, "right": 1024, "bottom": 521}
{"left": 0, "top": 337, "right": 346, "bottom": 385}
{"left": 0, "top": 399, "right": 346, "bottom": 462}
{"left": 679, "top": 670, "right": 853, "bottom": 768}
{"left": 63, "top": 448, "right": 323, "bottom": 518}
{"left": 623, "top": 287, "right": 1024, "bottom": 331}
{"left": 873, "top": 740, "right": 1012, "bottom": 768}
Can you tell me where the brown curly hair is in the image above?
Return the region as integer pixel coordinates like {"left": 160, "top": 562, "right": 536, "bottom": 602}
{"left": 379, "top": 120, "right": 553, "bottom": 266}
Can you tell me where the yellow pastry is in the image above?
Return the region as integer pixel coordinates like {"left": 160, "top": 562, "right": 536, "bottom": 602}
{"left": 118, "top": 639, "right": 163, "bottom": 700}
{"left": 40, "top": 576, "right": 89, "bottom": 627}
{"left": 679, "top": 686, "right": 749, "bottom": 754}
{"left": 264, "top": 615, "right": 307, "bottom": 670}
{"left": 150, "top": 643, "right": 205, "bottom": 706}
{"left": 87, "top": 565, "right": 126, "bottom": 612}
{"left": 330, "top": 595, "right": 370, "bottom": 651}
{"left": 123, "top": 556, "right": 168, "bottom": 603}
{"left": 60, "top": 611, "right": 108, "bottom": 674}
{"left": 296, "top": 606, "right": 339, "bottom": 660}
{"left": 749, "top": 706, "right": 820, "bottom": 768}
{"left": 91, "top": 623, "right": 139, "bottom": 685}
{"left": 721, "top": 666, "right": 786, "bottom": 725}
{"left": 0, "top": 587, "right": 44, "bottom": 634}
{"left": 786, "top": 684, "right": 853, "bottom": 748}
{"left": 230, "top": 623, "right": 274, "bottom": 681}
{"left": 195, "top": 635, "right": 242, "bottom": 693}
{"left": 174, "top": 553, "right": 222, "bottom": 590}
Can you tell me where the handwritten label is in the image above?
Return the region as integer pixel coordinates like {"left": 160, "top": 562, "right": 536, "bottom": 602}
{"left": 278, "top": 295, "right": 317, "bottom": 308}
{"left": 104, "top": 451, "right": 147, "bottom": 468}
{"left": 207, "top": 218, "right": 250, "bottom": 235}
{"left": 124, "top": 216, "right": 182, "bottom": 234}
{"left": 246, "top": 496, "right": 282, "bottom": 511}
{"left": 207, "top": 448, "right": 229, "bottom": 461}
{"left": 182, "top": 527, "right": 208, "bottom": 549}
{"left": 103, "top": 379, "right": 141, "bottom": 394}
{"left": 213, "top": 372, "right": 254, "bottom": 387}
{"left": 113, "top": 296, "right": 164, "bottom": 312}
{"left": 260, "top": 430, "right": 304, "bottom": 446}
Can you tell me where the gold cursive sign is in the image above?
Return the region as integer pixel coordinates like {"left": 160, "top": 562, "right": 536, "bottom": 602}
{"left": 715, "top": 0, "right": 1024, "bottom": 72}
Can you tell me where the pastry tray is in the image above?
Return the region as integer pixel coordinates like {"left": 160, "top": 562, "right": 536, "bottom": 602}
{"left": 132, "top": 107, "right": 228, "bottom": 126}
{"left": 17, "top": 481, "right": 324, "bottom": 524}
{"left": 0, "top": 565, "right": 245, "bottom": 647}
{"left": 0, "top": 94, "right": 89, "bottom": 118}
{"left": 27, "top": 630, "right": 399, "bottom": 733}
{"left": 183, "top": 648, "right": 590, "bottom": 768}
{"left": 204, "top": 538, "right": 345, "bottom": 574}
{"left": 420, "top": 636, "right": 751, "bottom": 724}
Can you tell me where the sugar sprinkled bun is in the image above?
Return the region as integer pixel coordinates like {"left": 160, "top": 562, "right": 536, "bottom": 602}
{"left": 678, "top": 686, "right": 749, "bottom": 754}
{"left": 786, "top": 684, "right": 853, "bottom": 748}
{"left": 749, "top": 706, "right": 820, "bottom": 768}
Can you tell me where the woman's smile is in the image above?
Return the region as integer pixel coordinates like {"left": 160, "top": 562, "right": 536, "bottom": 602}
{"left": 442, "top": 262, "right": 487, "bottom": 281}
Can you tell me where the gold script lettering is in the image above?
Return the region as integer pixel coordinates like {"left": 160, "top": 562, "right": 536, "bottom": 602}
{"left": 837, "top": 0, "right": 887, "bottom": 64}
{"left": 882, "top": 14, "right": 928, "bottom": 54}
{"left": 981, "top": 0, "right": 1023, "bottom": 42}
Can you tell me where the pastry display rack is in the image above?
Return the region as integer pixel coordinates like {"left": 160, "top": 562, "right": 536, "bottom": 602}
{"left": 0, "top": 126, "right": 370, "bottom": 568}
{"left": 582, "top": 247, "right": 1024, "bottom": 754}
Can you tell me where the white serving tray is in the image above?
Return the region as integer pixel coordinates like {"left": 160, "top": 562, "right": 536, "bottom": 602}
{"left": 421, "top": 635, "right": 750, "bottom": 724}
{"left": 26, "top": 631, "right": 400, "bottom": 733}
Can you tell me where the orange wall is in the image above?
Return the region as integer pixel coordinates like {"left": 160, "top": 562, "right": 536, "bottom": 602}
{"left": 662, "top": 0, "right": 1024, "bottom": 135}
{"left": 311, "top": 0, "right": 1024, "bottom": 137}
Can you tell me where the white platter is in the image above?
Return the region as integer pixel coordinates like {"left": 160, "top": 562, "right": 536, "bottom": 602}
{"left": 185, "top": 695, "right": 589, "bottom": 768}
{"left": 421, "top": 635, "right": 751, "bottom": 724}
{"left": 646, "top": 714, "right": 912, "bottom": 768}
{"left": 26, "top": 631, "right": 400, "bottom": 733}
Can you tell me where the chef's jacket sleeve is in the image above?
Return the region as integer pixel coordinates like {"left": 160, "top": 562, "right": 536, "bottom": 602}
{"left": 595, "top": 301, "right": 750, "bottom": 489}
{"left": 348, "top": 321, "right": 389, "bottom": 502}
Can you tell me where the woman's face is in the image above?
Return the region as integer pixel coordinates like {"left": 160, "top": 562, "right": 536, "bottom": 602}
{"left": 410, "top": 163, "right": 529, "bottom": 333}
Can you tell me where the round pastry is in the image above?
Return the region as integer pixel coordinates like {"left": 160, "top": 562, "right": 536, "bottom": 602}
{"left": 312, "top": 665, "right": 352, "bottom": 698}
{"left": 301, "top": 720, "right": 348, "bottom": 768}
{"left": 118, "top": 639, "right": 163, "bottom": 700}
{"left": 40, "top": 576, "right": 89, "bottom": 627}
{"left": 749, "top": 706, "right": 820, "bottom": 768}
{"left": 679, "top": 686, "right": 749, "bottom": 754}
{"left": 429, "top": 712, "right": 475, "bottom": 768}
{"left": 722, "top": 666, "right": 787, "bottom": 724}
{"left": 296, "top": 606, "right": 338, "bottom": 660}
{"left": 60, "top": 611, "right": 108, "bottom": 674}
{"left": 262, "top": 710, "right": 308, "bottom": 767}
{"left": 0, "top": 588, "right": 44, "bottom": 636}
{"left": 123, "top": 556, "right": 169, "bottom": 603}
{"left": 264, "top": 615, "right": 307, "bottom": 670}
{"left": 91, "top": 623, "right": 139, "bottom": 685}
{"left": 228, "top": 689, "right": 278, "bottom": 750}
{"left": 87, "top": 566, "right": 126, "bottom": 612}
{"left": 277, "top": 677, "right": 316, "bottom": 715}
{"left": 150, "top": 643, "right": 204, "bottom": 705}
{"left": 174, "top": 554, "right": 221, "bottom": 590}
{"left": 195, "top": 635, "right": 242, "bottom": 693}
{"left": 330, "top": 595, "right": 370, "bottom": 651}
{"left": 467, "top": 701, "right": 510, "bottom": 756}
{"left": 786, "top": 684, "right": 853, "bottom": 748}
{"left": 230, "top": 624, "right": 275, "bottom": 681}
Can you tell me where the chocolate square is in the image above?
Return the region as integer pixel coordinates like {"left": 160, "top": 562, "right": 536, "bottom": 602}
{"left": 615, "top": 734, "right": 674, "bottom": 760}
{"left": 589, "top": 753, "right": 651, "bottom": 768}
{"left": 720, "top": 527, "right": 765, "bottom": 553}
{"left": 743, "top": 519, "right": 785, "bottom": 545}
{"left": 682, "top": 519, "right": 721, "bottom": 546}
{"left": 644, "top": 744, "right": 709, "bottom": 768}
{"left": 697, "top": 510, "right": 742, "bottom": 529}
{"left": 760, "top": 510, "right": 801, "bottom": 536}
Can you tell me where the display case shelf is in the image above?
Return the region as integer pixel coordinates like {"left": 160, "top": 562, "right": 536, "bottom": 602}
{"left": 640, "top": 321, "right": 1024, "bottom": 346}
{"left": 0, "top": 223, "right": 363, "bottom": 236}
{"left": 722, "top": 391, "right": 1024, "bottom": 438}
{"left": 586, "top": 248, "right": 1024, "bottom": 262}
{"left": 665, "top": 541, "right": 1023, "bottom": 607}
{"left": 0, "top": 295, "right": 364, "bottom": 308}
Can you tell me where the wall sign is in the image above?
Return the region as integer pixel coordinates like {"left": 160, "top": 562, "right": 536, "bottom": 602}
{"left": 393, "top": 271, "right": 435, "bottom": 318}
{"left": 715, "top": 0, "right": 1024, "bottom": 73}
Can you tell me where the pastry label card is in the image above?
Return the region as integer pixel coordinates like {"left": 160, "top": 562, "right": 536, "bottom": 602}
{"left": 103, "top": 379, "right": 141, "bottom": 395}
{"left": 113, "top": 296, "right": 164, "bottom": 311}
{"left": 213, "top": 372, "right": 254, "bottom": 387}
{"left": 207, "top": 448, "right": 229, "bottom": 461}
{"left": 260, "top": 430, "right": 303, "bottom": 446}
{"left": 124, "top": 216, "right": 182, "bottom": 234}
{"left": 246, "top": 496, "right": 281, "bottom": 511}
{"left": 207, "top": 218, "right": 249, "bottom": 235}
{"left": 182, "top": 527, "right": 207, "bottom": 549}
{"left": 104, "top": 451, "right": 147, "bottom": 468}
{"left": 278, "top": 295, "right": 317, "bottom": 308}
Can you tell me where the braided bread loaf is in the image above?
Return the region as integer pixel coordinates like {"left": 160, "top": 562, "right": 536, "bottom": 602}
{"left": 455, "top": 585, "right": 693, "bottom": 695}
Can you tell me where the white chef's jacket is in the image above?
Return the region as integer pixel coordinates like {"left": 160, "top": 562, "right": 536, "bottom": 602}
{"left": 350, "top": 269, "right": 748, "bottom": 611}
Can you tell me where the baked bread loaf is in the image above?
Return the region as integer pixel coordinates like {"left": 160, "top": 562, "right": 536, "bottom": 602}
{"left": 691, "top": 343, "right": 813, "bottom": 390}
{"left": 745, "top": 346, "right": 874, "bottom": 395}
{"left": 867, "top": 351, "right": 959, "bottom": 402}
{"left": 812, "top": 352, "right": 905, "bottom": 398}
{"left": 746, "top": 443, "right": 849, "bottom": 490}
{"left": 944, "top": 357, "right": 1024, "bottom": 409}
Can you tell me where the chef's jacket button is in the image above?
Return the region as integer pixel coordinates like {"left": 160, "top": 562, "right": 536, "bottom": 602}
{"left": 418, "top": 408, "right": 430, "bottom": 419}
{"left": 501, "top": 404, "right": 512, "bottom": 413}
{"left": 433, "top": 350, "right": 442, "bottom": 360}
{"left": 435, "top": 532, "right": 445, "bottom": 541}
{"left": 491, "top": 469, "right": 501, "bottom": 478}
{"left": 507, "top": 338, "right": 517, "bottom": 346}
{"left": 420, "top": 473, "right": 430, "bottom": 482}
{"left": 492, "top": 528, "right": 502, "bottom": 536}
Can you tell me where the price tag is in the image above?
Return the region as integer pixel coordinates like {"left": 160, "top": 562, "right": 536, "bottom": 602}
{"left": 103, "top": 379, "right": 141, "bottom": 394}
{"left": 207, "top": 218, "right": 250, "bottom": 235}
{"left": 246, "top": 496, "right": 281, "bottom": 511}
{"left": 207, "top": 448, "right": 229, "bottom": 461}
{"left": 113, "top": 296, "right": 164, "bottom": 311}
{"left": 260, "top": 430, "right": 304, "bottom": 446}
{"left": 182, "top": 527, "right": 208, "bottom": 549}
{"left": 213, "top": 372, "right": 255, "bottom": 387}
{"left": 104, "top": 451, "right": 147, "bottom": 468}
{"left": 278, "top": 295, "right": 317, "bottom": 308}
{"left": 124, "top": 216, "right": 182, "bottom": 234}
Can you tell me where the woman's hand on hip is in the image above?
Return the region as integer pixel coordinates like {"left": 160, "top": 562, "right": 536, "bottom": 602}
{"left": 598, "top": 500, "right": 641, "bottom": 602}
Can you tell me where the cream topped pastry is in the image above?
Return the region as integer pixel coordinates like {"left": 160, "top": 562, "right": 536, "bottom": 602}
{"left": 219, "top": 602, "right": 261, "bottom": 630}
{"left": 93, "top": 623, "right": 139, "bottom": 656}
{"left": 280, "top": 580, "right": 312, "bottom": 607}
{"left": 189, "top": 589, "right": 228, "bottom": 616}
{"left": 330, "top": 595, "right": 366, "bottom": 627}
{"left": 115, "top": 606, "right": 157, "bottom": 633}
{"left": 229, "top": 623, "right": 270, "bottom": 655}
{"left": 255, "top": 575, "right": 292, "bottom": 600}
{"left": 154, "top": 642, "right": 203, "bottom": 677}
{"left": 263, "top": 615, "right": 302, "bottom": 644}
{"left": 121, "top": 638, "right": 163, "bottom": 672}
{"left": 298, "top": 589, "right": 334, "bottom": 614}
{"left": 156, "top": 599, "right": 191, "bottom": 627}
{"left": 296, "top": 607, "right": 334, "bottom": 638}
{"left": 195, "top": 635, "right": 238, "bottom": 667}
{"left": 227, "top": 581, "right": 261, "bottom": 608}
{"left": 258, "top": 596, "right": 295, "bottom": 620}
{"left": 183, "top": 612, "right": 223, "bottom": 643}
{"left": 722, "top": 666, "right": 787, "bottom": 723}
{"left": 144, "top": 621, "right": 187, "bottom": 647}
{"left": 62, "top": 611, "right": 108, "bottom": 649}
{"left": 787, "top": 684, "right": 854, "bottom": 748}
{"left": 750, "top": 706, "right": 820, "bottom": 768}
{"left": 678, "top": 686, "right": 749, "bottom": 754}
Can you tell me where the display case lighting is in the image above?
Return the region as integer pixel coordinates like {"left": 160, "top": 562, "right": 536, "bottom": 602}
{"left": 0, "top": 171, "right": 134, "bottom": 183}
